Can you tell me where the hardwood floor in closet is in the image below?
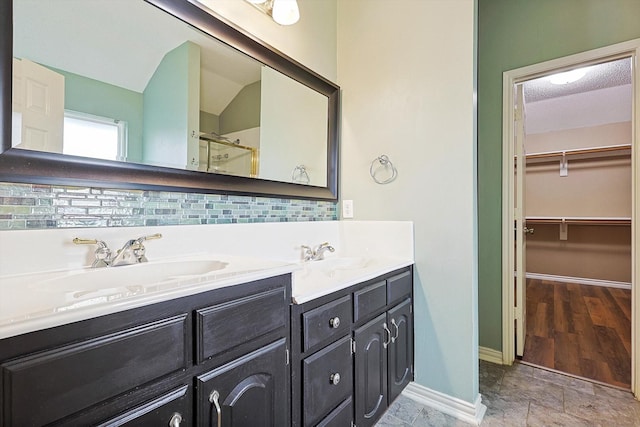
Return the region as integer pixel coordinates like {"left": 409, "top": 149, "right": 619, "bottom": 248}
{"left": 522, "top": 279, "right": 631, "bottom": 389}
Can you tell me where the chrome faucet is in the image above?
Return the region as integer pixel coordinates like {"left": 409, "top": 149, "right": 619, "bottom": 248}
{"left": 73, "top": 233, "right": 162, "bottom": 267}
{"left": 301, "top": 242, "right": 335, "bottom": 262}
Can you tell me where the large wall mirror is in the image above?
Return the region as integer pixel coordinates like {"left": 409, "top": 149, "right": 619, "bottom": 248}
{"left": 0, "top": 0, "right": 339, "bottom": 200}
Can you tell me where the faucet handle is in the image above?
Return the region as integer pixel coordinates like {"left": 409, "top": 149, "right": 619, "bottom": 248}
{"left": 301, "top": 245, "right": 314, "bottom": 262}
{"left": 73, "top": 237, "right": 107, "bottom": 247}
{"left": 130, "top": 233, "right": 161, "bottom": 263}
{"left": 135, "top": 233, "right": 162, "bottom": 243}
{"left": 73, "top": 238, "right": 112, "bottom": 268}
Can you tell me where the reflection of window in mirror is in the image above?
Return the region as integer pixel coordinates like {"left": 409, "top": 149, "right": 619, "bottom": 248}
{"left": 63, "top": 111, "right": 127, "bottom": 162}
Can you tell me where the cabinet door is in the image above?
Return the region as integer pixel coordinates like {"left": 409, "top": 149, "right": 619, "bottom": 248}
{"left": 354, "top": 313, "right": 388, "bottom": 427}
{"left": 387, "top": 298, "right": 413, "bottom": 403}
{"left": 196, "top": 338, "right": 288, "bottom": 427}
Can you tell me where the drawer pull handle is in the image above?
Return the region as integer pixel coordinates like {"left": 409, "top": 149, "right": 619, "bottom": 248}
{"left": 329, "top": 316, "right": 341, "bottom": 328}
{"left": 383, "top": 322, "right": 391, "bottom": 348}
{"left": 330, "top": 372, "right": 341, "bottom": 385}
{"left": 391, "top": 318, "right": 400, "bottom": 343}
{"left": 209, "top": 390, "right": 222, "bottom": 427}
{"left": 169, "top": 413, "right": 182, "bottom": 427}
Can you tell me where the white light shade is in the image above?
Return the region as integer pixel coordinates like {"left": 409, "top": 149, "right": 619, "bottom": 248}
{"left": 272, "top": 0, "right": 300, "bottom": 25}
{"left": 548, "top": 68, "right": 588, "bottom": 85}
{"left": 246, "top": 0, "right": 267, "bottom": 3}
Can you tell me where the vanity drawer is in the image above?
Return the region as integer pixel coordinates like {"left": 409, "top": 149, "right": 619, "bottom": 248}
{"left": 387, "top": 270, "right": 412, "bottom": 305}
{"left": 302, "top": 295, "right": 351, "bottom": 352}
{"left": 195, "top": 286, "right": 287, "bottom": 363}
{"left": 353, "top": 280, "right": 387, "bottom": 322}
{"left": 1, "top": 315, "right": 189, "bottom": 427}
{"left": 302, "top": 336, "right": 353, "bottom": 427}
{"left": 96, "top": 385, "right": 191, "bottom": 427}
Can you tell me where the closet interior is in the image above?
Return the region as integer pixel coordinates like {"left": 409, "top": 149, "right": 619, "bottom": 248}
{"left": 520, "top": 58, "right": 633, "bottom": 389}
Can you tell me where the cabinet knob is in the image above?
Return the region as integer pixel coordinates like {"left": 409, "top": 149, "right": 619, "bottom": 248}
{"left": 329, "top": 316, "right": 341, "bottom": 328}
{"left": 168, "top": 413, "right": 182, "bottom": 427}
{"left": 330, "top": 372, "right": 341, "bottom": 385}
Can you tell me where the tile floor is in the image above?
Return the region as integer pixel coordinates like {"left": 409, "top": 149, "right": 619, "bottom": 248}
{"left": 375, "top": 360, "right": 640, "bottom": 426}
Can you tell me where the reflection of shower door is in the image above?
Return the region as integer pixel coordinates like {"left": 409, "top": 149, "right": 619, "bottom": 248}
{"left": 199, "top": 139, "right": 258, "bottom": 177}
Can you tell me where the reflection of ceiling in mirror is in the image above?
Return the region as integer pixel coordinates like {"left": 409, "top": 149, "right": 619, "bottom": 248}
{"left": 13, "top": 0, "right": 262, "bottom": 113}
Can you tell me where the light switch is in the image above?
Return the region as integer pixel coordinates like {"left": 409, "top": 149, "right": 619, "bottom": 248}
{"left": 342, "top": 200, "right": 354, "bottom": 218}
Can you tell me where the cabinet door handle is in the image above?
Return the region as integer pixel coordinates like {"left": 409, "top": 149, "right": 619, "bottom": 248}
{"left": 330, "top": 372, "right": 341, "bottom": 385}
{"left": 209, "top": 390, "right": 221, "bottom": 427}
{"left": 383, "top": 322, "right": 391, "bottom": 348}
{"left": 329, "top": 316, "right": 341, "bottom": 328}
{"left": 169, "top": 412, "right": 182, "bottom": 427}
{"left": 391, "top": 318, "right": 399, "bottom": 343}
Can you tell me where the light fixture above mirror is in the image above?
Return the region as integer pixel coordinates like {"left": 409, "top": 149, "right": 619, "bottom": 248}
{"left": 245, "top": 0, "right": 300, "bottom": 26}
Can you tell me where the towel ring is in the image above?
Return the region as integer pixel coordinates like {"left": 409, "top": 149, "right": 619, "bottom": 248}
{"left": 370, "top": 155, "right": 397, "bottom": 184}
{"left": 292, "top": 165, "right": 310, "bottom": 184}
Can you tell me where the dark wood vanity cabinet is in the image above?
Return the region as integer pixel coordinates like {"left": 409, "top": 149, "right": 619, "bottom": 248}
{"left": 0, "top": 274, "right": 291, "bottom": 427}
{"left": 291, "top": 267, "right": 414, "bottom": 427}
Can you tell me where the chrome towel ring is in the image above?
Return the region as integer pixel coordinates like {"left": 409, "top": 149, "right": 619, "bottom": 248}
{"left": 370, "top": 155, "right": 397, "bottom": 184}
{"left": 292, "top": 165, "right": 310, "bottom": 184}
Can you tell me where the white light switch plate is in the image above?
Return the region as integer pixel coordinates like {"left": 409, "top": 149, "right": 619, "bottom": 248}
{"left": 342, "top": 200, "right": 354, "bottom": 218}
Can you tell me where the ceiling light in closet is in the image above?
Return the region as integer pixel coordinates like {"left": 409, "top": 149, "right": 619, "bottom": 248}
{"left": 547, "top": 68, "right": 589, "bottom": 85}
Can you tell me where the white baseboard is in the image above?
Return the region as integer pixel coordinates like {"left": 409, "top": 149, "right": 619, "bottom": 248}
{"left": 479, "top": 346, "right": 504, "bottom": 364}
{"left": 402, "top": 382, "right": 487, "bottom": 426}
{"left": 525, "top": 272, "right": 631, "bottom": 290}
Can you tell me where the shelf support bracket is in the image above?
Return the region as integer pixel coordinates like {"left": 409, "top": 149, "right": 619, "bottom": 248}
{"left": 559, "top": 218, "right": 568, "bottom": 240}
{"left": 559, "top": 151, "right": 568, "bottom": 177}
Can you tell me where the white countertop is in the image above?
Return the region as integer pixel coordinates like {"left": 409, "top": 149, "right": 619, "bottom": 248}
{"left": 0, "top": 221, "right": 414, "bottom": 340}
{"left": 0, "top": 253, "right": 412, "bottom": 340}
{"left": 0, "top": 254, "right": 295, "bottom": 340}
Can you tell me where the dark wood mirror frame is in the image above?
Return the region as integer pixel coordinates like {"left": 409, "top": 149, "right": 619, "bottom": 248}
{"left": 0, "top": 0, "right": 339, "bottom": 201}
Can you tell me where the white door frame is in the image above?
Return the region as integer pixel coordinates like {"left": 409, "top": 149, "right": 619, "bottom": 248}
{"left": 501, "top": 38, "right": 640, "bottom": 396}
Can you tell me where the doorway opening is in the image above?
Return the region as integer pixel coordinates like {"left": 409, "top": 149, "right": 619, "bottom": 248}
{"left": 501, "top": 40, "right": 640, "bottom": 396}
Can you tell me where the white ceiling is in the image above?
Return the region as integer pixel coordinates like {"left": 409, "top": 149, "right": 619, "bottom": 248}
{"left": 13, "top": 0, "right": 263, "bottom": 115}
{"left": 523, "top": 57, "right": 632, "bottom": 134}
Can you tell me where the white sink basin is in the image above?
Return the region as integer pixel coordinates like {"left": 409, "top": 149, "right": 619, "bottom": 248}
{"left": 298, "top": 257, "right": 371, "bottom": 277}
{"left": 27, "top": 259, "right": 229, "bottom": 299}
{"left": 309, "top": 257, "right": 370, "bottom": 270}
{"left": 291, "top": 256, "right": 411, "bottom": 304}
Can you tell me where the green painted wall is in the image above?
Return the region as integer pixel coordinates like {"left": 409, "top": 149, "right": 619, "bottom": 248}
{"left": 478, "top": 0, "right": 640, "bottom": 351}
{"left": 220, "top": 80, "right": 261, "bottom": 134}
{"left": 53, "top": 68, "right": 144, "bottom": 163}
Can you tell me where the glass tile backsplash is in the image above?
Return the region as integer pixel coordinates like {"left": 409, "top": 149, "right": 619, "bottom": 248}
{"left": 0, "top": 183, "right": 337, "bottom": 230}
